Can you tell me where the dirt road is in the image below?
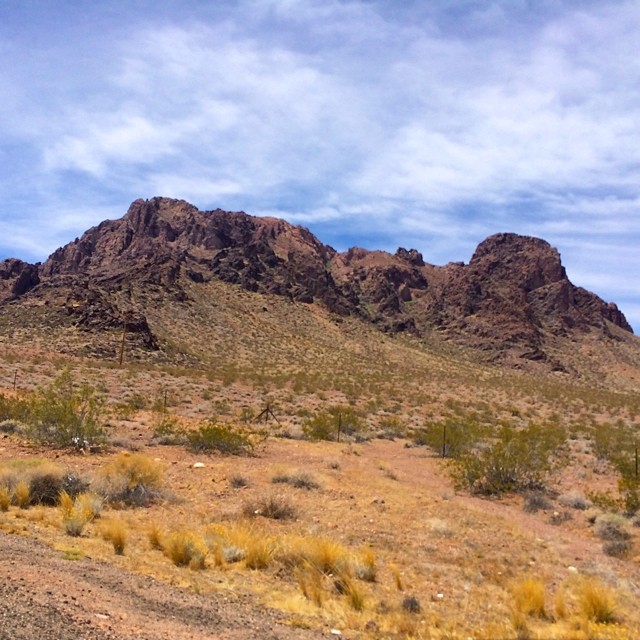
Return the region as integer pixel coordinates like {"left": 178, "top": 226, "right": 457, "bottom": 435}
{"left": 0, "top": 532, "right": 327, "bottom": 640}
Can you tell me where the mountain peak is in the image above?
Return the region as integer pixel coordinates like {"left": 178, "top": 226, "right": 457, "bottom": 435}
{"left": 0, "top": 198, "right": 634, "bottom": 375}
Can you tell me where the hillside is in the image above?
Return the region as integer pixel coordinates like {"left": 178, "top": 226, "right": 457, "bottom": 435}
{"left": 0, "top": 197, "right": 638, "bottom": 391}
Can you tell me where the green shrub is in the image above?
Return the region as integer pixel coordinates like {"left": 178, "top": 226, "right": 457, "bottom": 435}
{"left": 302, "top": 405, "right": 364, "bottom": 442}
{"left": 152, "top": 413, "right": 186, "bottom": 444}
{"left": 412, "top": 417, "right": 484, "bottom": 458}
{"left": 187, "top": 419, "right": 254, "bottom": 455}
{"left": 22, "top": 369, "right": 106, "bottom": 450}
{"left": 451, "top": 422, "right": 566, "bottom": 496}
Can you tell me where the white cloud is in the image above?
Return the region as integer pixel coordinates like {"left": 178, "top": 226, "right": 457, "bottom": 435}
{"left": 0, "top": 0, "right": 639, "bottom": 328}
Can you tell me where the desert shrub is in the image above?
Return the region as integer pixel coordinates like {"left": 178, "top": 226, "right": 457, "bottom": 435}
{"left": 579, "top": 578, "right": 617, "bottom": 623}
{"left": 230, "top": 474, "right": 249, "bottom": 488}
{"left": 243, "top": 494, "right": 297, "bottom": 520}
{"left": 28, "top": 472, "right": 63, "bottom": 506}
{"left": 186, "top": 419, "right": 254, "bottom": 455}
{"left": 152, "top": 413, "right": 186, "bottom": 445}
{"left": 98, "top": 453, "right": 164, "bottom": 507}
{"left": 594, "top": 513, "right": 631, "bottom": 541}
{"left": 22, "top": 370, "right": 107, "bottom": 450}
{"left": 618, "top": 476, "right": 640, "bottom": 515}
{"left": 412, "top": 417, "right": 484, "bottom": 458}
{"left": 0, "top": 392, "right": 31, "bottom": 423}
{"left": 451, "top": 422, "right": 566, "bottom": 495}
{"left": 402, "top": 595, "right": 421, "bottom": 613}
{"left": 523, "top": 491, "right": 552, "bottom": 513}
{"left": 302, "top": 405, "right": 363, "bottom": 441}
{"left": 558, "top": 491, "right": 591, "bottom": 510}
{"left": 602, "top": 539, "right": 632, "bottom": 558}
{"left": 271, "top": 471, "right": 320, "bottom": 490}
{"left": 377, "top": 416, "right": 407, "bottom": 440}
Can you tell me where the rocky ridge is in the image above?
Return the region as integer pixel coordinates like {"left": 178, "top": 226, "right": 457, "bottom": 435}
{"left": 0, "top": 197, "right": 634, "bottom": 372}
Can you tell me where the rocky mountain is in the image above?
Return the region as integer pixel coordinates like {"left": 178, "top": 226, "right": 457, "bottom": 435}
{"left": 0, "top": 197, "right": 635, "bottom": 375}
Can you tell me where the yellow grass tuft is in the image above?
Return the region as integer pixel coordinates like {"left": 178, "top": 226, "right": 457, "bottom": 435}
{"left": 510, "top": 577, "right": 547, "bottom": 619}
{"left": 161, "top": 530, "right": 207, "bottom": 570}
{"left": 14, "top": 481, "right": 30, "bottom": 509}
{"left": 579, "top": 578, "right": 617, "bottom": 624}
{"left": 0, "top": 486, "right": 10, "bottom": 511}
{"left": 101, "top": 519, "right": 128, "bottom": 555}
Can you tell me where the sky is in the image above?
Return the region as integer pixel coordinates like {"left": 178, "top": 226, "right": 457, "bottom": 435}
{"left": 1, "top": 0, "right": 639, "bottom": 330}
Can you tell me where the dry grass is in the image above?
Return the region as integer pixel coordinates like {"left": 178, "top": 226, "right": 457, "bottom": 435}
{"left": 160, "top": 529, "right": 207, "bottom": 570}
{"left": 579, "top": 578, "right": 618, "bottom": 624}
{"left": 510, "top": 577, "right": 547, "bottom": 619}
{"left": 101, "top": 519, "right": 128, "bottom": 555}
{"left": 14, "top": 481, "right": 30, "bottom": 509}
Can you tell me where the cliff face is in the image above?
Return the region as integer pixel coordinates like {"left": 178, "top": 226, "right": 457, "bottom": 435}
{"left": 0, "top": 197, "right": 633, "bottom": 370}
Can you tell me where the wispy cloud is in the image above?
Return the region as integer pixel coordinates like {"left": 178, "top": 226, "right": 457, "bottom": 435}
{"left": 0, "top": 0, "right": 639, "bottom": 328}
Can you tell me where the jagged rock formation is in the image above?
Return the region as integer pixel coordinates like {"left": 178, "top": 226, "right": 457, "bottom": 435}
{"left": 0, "top": 197, "right": 633, "bottom": 370}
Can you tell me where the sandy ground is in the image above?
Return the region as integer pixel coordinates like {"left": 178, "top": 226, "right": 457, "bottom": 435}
{"left": 0, "top": 531, "right": 327, "bottom": 640}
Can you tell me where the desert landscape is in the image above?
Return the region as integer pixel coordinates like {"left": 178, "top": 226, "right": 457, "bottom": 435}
{"left": 0, "top": 199, "right": 638, "bottom": 639}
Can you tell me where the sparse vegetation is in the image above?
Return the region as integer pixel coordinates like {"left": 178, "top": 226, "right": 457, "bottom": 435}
{"left": 451, "top": 422, "right": 567, "bottom": 495}
{"left": 97, "top": 453, "right": 164, "bottom": 507}
{"left": 21, "top": 369, "right": 107, "bottom": 450}
{"left": 186, "top": 419, "right": 254, "bottom": 455}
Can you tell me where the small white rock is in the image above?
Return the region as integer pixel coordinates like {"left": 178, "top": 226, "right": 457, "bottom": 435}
{"left": 193, "top": 462, "right": 206, "bottom": 468}
{"left": 330, "top": 631, "right": 342, "bottom": 637}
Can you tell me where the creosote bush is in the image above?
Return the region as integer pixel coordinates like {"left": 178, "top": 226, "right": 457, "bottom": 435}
{"left": 302, "top": 405, "right": 364, "bottom": 442}
{"left": 187, "top": 419, "right": 254, "bottom": 455}
{"left": 21, "top": 369, "right": 107, "bottom": 450}
{"left": 451, "top": 422, "right": 566, "bottom": 495}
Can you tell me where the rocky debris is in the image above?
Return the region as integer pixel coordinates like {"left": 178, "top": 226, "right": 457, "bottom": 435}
{"left": 0, "top": 197, "right": 634, "bottom": 372}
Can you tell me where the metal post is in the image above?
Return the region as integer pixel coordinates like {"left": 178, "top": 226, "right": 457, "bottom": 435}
{"left": 337, "top": 413, "right": 342, "bottom": 442}
{"left": 442, "top": 422, "right": 447, "bottom": 458}
{"left": 13, "top": 370, "right": 17, "bottom": 391}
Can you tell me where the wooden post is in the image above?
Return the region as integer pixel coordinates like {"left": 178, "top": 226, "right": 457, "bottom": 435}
{"left": 163, "top": 389, "right": 168, "bottom": 414}
{"left": 337, "top": 413, "right": 342, "bottom": 443}
{"left": 13, "top": 370, "right": 17, "bottom": 391}
{"left": 118, "top": 323, "right": 127, "bottom": 366}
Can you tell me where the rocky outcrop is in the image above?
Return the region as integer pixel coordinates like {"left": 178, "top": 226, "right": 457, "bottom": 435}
{"left": 0, "top": 197, "right": 634, "bottom": 370}
{"left": 0, "top": 258, "right": 40, "bottom": 301}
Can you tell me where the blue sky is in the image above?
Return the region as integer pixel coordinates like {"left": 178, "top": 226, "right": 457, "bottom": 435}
{"left": 1, "top": 0, "right": 639, "bottom": 330}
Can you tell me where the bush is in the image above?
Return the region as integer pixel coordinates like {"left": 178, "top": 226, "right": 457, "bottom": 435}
{"left": 243, "top": 494, "right": 297, "bottom": 520}
{"left": 22, "top": 370, "right": 107, "bottom": 450}
{"left": 98, "top": 453, "right": 164, "bottom": 507}
{"left": 594, "top": 514, "right": 630, "bottom": 541}
{"left": 523, "top": 491, "right": 552, "bottom": 513}
{"left": 271, "top": 471, "right": 320, "bottom": 490}
{"left": 412, "top": 417, "right": 484, "bottom": 458}
{"left": 187, "top": 419, "right": 254, "bottom": 455}
{"left": 451, "top": 422, "right": 566, "bottom": 496}
{"left": 302, "top": 405, "right": 364, "bottom": 442}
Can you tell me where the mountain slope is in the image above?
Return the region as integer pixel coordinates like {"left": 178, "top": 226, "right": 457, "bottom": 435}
{"left": 0, "top": 197, "right": 636, "bottom": 383}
